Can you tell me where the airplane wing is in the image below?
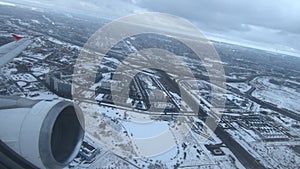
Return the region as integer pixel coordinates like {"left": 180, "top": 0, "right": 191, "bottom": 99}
{"left": 0, "top": 35, "right": 33, "bottom": 68}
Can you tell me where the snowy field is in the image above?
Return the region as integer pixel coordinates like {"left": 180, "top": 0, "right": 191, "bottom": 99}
{"left": 77, "top": 101, "right": 244, "bottom": 168}
{"left": 227, "top": 82, "right": 252, "bottom": 93}
{"left": 251, "top": 76, "right": 300, "bottom": 114}
{"left": 227, "top": 121, "right": 300, "bottom": 169}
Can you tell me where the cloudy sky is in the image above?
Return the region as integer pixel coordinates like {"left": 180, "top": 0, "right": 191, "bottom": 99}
{"left": 5, "top": 0, "right": 300, "bottom": 56}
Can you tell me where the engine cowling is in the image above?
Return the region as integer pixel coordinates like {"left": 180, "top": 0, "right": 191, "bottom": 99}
{"left": 0, "top": 96, "right": 85, "bottom": 168}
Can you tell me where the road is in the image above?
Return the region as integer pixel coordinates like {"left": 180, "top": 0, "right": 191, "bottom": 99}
{"left": 133, "top": 76, "right": 147, "bottom": 100}
{"left": 214, "top": 127, "right": 266, "bottom": 169}
{"left": 225, "top": 73, "right": 300, "bottom": 121}
{"left": 151, "top": 76, "right": 181, "bottom": 109}
{"left": 227, "top": 85, "right": 300, "bottom": 121}
{"left": 185, "top": 73, "right": 300, "bottom": 122}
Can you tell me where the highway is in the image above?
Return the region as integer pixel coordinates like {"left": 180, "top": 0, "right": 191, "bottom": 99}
{"left": 184, "top": 73, "right": 300, "bottom": 121}
{"left": 225, "top": 73, "right": 300, "bottom": 121}
{"left": 151, "top": 76, "right": 181, "bottom": 109}
{"left": 178, "top": 76, "right": 269, "bottom": 169}
{"left": 227, "top": 85, "right": 300, "bottom": 121}
{"left": 214, "top": 127, "right": 266, "bottom": 169}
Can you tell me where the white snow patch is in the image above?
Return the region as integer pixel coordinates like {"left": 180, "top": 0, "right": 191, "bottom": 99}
{"left": 121, "top": 120, "right": 169, "bottom": 139}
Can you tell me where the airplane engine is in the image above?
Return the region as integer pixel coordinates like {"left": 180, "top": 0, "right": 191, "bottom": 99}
{"left": 0, "top": 96, "right": 85, "bottom": 169}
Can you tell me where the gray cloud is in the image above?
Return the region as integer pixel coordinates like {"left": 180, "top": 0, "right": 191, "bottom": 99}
{"left": 138, "top": 0, "right": 300, "bottom": 34}
{"left": 135, "top": 0, "right": 300, "bottom": 55}
{"left": 7, "top": 0, "right": 300, "bottom": 55}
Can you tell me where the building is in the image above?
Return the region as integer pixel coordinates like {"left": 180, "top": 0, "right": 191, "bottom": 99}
{"left": 45, "top": 72, "right": 72, "bottom": 99}
{"left": 79, "top": 141, "right": 100, "bottom": 162}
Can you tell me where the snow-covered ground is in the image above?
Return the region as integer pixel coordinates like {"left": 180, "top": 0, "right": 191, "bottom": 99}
{"left": 121, "top": 120, "right": 169, "bottom": 139}
{"left": 260, "top": 108, "right": 300, "bottom": 138}
{"left": 48, "top": 37, "right": 81, "bottom": 50}
{"left": 31, "top": 65, "right": 50, "bottom": 76}
{"left": 251, "top": 76, "right": 300, "bottom": 114}
{"left": 11, "top": 73, "right": 37, "bottom": 82}
{"left": 22, "top": 50, "right": 52, "bottom": 60}
{"left": 228, "top": 82, "right": 252, "bottom": 93}
{"left": 27, "top": 90, "right": 58, "bottom": 100}
{"left": 77, "top": 101, "right": 245, "bottom": 168}
{"left": 226, "top": 119, "right": 300, "bottom": 169}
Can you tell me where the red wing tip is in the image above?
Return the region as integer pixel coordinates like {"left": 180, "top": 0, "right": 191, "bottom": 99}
{"left": 12, "top": 34, "right": 23, "bottom": 41}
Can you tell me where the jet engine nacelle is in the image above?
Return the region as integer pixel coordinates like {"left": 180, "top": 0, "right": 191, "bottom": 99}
{"left": 0, "top": 96, "right": 85, "bottom": 169}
